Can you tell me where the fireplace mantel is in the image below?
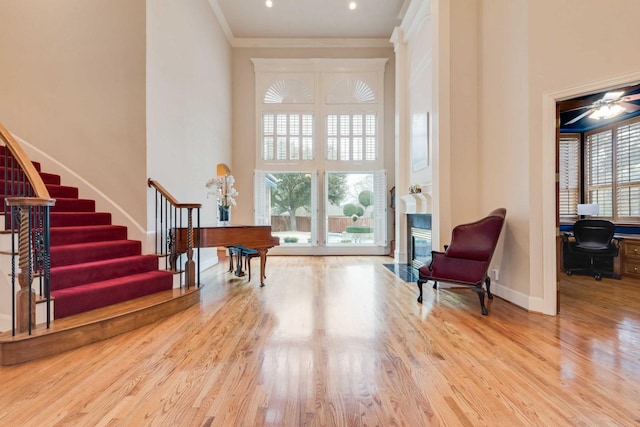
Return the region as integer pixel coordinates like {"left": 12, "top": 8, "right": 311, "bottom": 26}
{"left": 400, "top": 193, "right": 430, "bottom": 214}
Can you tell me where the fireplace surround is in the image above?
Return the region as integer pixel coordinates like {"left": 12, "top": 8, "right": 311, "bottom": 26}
{"left": 407, "top": 214, "right": 432, "bottom": 269}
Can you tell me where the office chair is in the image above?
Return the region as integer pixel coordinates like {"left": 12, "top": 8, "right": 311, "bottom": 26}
{"left": 564, "top": 219, "right": 620, "bottom": 281}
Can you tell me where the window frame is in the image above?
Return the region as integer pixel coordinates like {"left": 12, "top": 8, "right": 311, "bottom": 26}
{"left": 584, "top": 115, "right": 640, "bottom": 223}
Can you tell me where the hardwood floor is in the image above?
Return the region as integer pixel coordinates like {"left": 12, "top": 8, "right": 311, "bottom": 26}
{"left": 1, "top": 256, "right": 640, "bottom": 426}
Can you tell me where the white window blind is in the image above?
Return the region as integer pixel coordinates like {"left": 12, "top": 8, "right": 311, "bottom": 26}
{"left": 373, "top": 170, "right": 387, "bottom": 246}
{"left": 616, "top": 121, "right": 640, "bottom": 218}
{"left": 585, "top": 129, "right": 613, "bottom": 217}
{"left": 326, "top": 113, "right": 377, "bottom": 161}
{"left": 559, "top": 134, "right": 580, "bottom": 218}
{"left": 254, "top": 170, "right": 270, "bottom": 225}
{"left": 583, "top": 118, "right": 640, "bottom": 221}
{"left": 262, "top": 113, "right": 313, "bottom": 161}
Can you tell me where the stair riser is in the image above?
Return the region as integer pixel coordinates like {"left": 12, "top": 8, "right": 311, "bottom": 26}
{"left": 49, "top": 241, "right": 142, "bottom": 267}
{"left": 0, "top": 159, "right": 42, "bottom": 172}
{"left": 50, "top": 213, "right": 112, "bottom": 228}
{"left": 51, "top": 271, "right": 173, "bottom": 318}
{"left": 50, "top": 226, "right": 128, "bottom": 246}
{"left": 51, "top": 255, "right": 162, "bottom": 291}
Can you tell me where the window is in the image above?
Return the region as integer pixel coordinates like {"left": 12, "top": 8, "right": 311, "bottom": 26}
{"left": 559, "top": 134, "right": 580, "bottom": 218}
{"left": 262, "top": 113, "right": 313, "bottom": 161}
{"left": 327, "top": 114, "right": 377, "bottom": 161}
{"left": 582, "top": 117, "right": 640, "bottom": 221}
{"left": 253, "top": 59, "right": 388, "bottom": 254}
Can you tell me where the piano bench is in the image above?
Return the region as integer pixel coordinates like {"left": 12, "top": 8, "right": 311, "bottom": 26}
{"left": 227, "top": 246, "right": 262, "bottom": 281}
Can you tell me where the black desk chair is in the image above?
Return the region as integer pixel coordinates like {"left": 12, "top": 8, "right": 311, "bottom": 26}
{"left": 564, "top": 219, "right": 620, "bottom": 281}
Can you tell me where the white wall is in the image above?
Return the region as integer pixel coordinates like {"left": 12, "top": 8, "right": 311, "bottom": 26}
{"left": 147, "top": 0, "right": 232, "bottom": 233}
{"left": 0, "top": 0, "right": 147, "bottom": 229}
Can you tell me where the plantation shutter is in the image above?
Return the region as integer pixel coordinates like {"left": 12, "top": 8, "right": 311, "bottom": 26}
{"left": 585, "top": 129, "right": 613, "bottom": 217}
{"left": 373, "top": 170, "right": 387, "bottom": 246}
{"left": 254, "top": 170, "right": 269, "bottom": 225}
{"left": 310, "top": 170, "right": 318, "bottom": 245}
{"left": 615, "top": 121, "right": 640, "bottom": 219}
{"left": 559, "top": 134, "right": 580, "bottom": 219}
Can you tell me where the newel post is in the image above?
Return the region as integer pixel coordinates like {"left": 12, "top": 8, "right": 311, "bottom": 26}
{"left": 184, "top": 207, "right": 196, "bottom": 288}
{"left": 16, "top": 206, "right": 35, "bottom": 332}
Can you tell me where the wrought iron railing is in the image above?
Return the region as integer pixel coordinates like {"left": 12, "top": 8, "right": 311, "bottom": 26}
{"left": 0, "top": 123, "right": 55, "bottom": 336}
{"left": 147, "top": 178, "right": 201, "bottom": 288}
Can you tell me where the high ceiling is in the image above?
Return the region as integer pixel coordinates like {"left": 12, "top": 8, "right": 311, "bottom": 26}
{"left": 214, "top": 0, "right": 407, "bottom": 39}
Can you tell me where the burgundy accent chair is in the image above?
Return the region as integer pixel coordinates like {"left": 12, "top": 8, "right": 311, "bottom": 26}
{"left": 417, "top": 208, "right": 506, "bottom": 315}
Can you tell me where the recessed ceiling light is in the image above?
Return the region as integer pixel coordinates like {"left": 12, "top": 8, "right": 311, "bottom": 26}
{"left": 265, "top": 0, "right": 273, "bottom": 7}
{"left": 349, "top": 2, "right": 357, "bottom": 10}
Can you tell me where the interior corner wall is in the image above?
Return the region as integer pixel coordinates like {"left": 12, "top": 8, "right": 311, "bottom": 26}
{"left": 0, "top": 0, "right": 147, "bottom": 228}
{"left": 429, "top": 0, "right": 481, "bottom": 251}
{"left": 231, "top": 47, "right": 396, "bottom": 227}
{"left": 146, "top": 0, "right": 232, "bottom": 231}
{"left": 448, "top": 0, "right": 480, "bottom": 229}
{"left": 476, "top": 0, "right": 530, "bottom": 303}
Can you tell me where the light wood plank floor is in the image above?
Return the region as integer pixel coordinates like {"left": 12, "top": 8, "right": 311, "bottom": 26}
{"left": 1, "top": 256, "right": 640, "bottom": 426}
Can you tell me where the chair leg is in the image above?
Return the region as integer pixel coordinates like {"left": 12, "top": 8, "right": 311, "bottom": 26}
{"left": 417, "top": 279, "right": 424, "bottom": 303}
{"left": 472, "top": 286, "right": 488, "bottom": 316}
{"left": 485, "top": 277, "right": 493, "bottom": 299}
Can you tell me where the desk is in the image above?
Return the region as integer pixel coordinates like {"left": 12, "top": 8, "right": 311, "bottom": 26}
{"left": 171, "top": 225, "right": 279, "bottom": 286}
{"left": 617, "top": 235, "right": 640, "bottom": 278}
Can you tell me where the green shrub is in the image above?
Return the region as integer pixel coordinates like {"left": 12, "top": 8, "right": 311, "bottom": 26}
{"left": 284, "top": 236, "right": 299, "bottom": 243}
{"left": 342, "top": 203, "right": 364, "bottom": 217}
{"left": 345, "top": 226, "right": 373, "bottom": 233}
{"left": 358, "top": 190, "right": 373, "bottom": 208}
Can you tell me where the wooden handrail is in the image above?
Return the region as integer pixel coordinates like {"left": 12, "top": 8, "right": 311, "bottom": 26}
{"left": 0, "top": 122, "right": 52, "bottom": 201}
{"left": 148, "top": 177, "right": 201, "bottom": 288}
{"left": 0, "top": 123, "right": 55, "bottom": 335}
{"left": 147, "top": 178, "right": 201, "bottom": 209}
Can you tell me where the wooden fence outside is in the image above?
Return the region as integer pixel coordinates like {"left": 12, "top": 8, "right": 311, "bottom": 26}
{"left": 270, "top": 216, "right": 373, "bottom": 233}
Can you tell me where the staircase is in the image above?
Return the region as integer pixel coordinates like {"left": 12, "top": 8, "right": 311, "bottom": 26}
{"left": 0, "top": 145, "right": 174, "bottom": 320}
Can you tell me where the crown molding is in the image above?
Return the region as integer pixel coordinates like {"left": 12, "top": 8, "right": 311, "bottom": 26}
{"left": 401, "top": 0, "right": 431, "bottom": 42}
{"left": 232, "top": 37, "right": 393, "bottom": 49}
{"left": 208, "top": 0, "right": 234, "bottom": 43}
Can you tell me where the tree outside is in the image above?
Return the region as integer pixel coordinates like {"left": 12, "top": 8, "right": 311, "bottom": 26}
{"left": 271, "top": 172, "right": 347, "bottom": 231}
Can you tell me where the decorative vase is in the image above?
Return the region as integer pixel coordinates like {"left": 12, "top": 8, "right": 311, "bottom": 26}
{"left": 219, "top": 205, "right": 230, "bottom": 224}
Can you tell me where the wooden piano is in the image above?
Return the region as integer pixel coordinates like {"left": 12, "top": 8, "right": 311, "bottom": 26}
{"left": 170, "top": 225, "right": 280, "bottom": 287}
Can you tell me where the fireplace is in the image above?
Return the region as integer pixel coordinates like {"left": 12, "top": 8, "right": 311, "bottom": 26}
{"left": 407, "top": 214, "right": 432, "bottom": 269}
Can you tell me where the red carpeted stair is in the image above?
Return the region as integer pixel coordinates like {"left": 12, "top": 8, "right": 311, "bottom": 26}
{"left": 1, "top": 146, "right": 173, "bottom": 319}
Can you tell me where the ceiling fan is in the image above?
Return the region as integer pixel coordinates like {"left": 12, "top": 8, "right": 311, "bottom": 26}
{"left": 564, "top": 91, "right": 640, "bottom": 125}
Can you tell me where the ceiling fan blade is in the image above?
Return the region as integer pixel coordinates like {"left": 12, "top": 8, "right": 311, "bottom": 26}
{"left": 622, "top": 93, "right": 640, "bottom": 102}
{"left": 565, "top": 108, "right": 595, "bottom": 125}
{"left": 603, "top": 91, "right": 624, "bottom": 101}
{"left": 619, "top": 101, "right": 640, "bottom": 112}
{"left": 563, "top": 105, "right": 592, "bottom": 113}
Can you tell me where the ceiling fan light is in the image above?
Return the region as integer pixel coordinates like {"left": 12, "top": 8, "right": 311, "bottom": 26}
{"left": 589, "top": 103, "right": 625, "bottom": 120}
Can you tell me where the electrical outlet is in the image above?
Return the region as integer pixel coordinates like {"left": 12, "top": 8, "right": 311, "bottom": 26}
{"left": 492, "top": 268, "right": 500, "bottom": 281}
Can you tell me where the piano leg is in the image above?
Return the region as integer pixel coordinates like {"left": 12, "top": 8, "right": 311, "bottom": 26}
{"left": 233, "top": 249, "right": 246, "bottom": 277}
{"left": 258, "top": 249, "right": 268, "bottom": 287}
